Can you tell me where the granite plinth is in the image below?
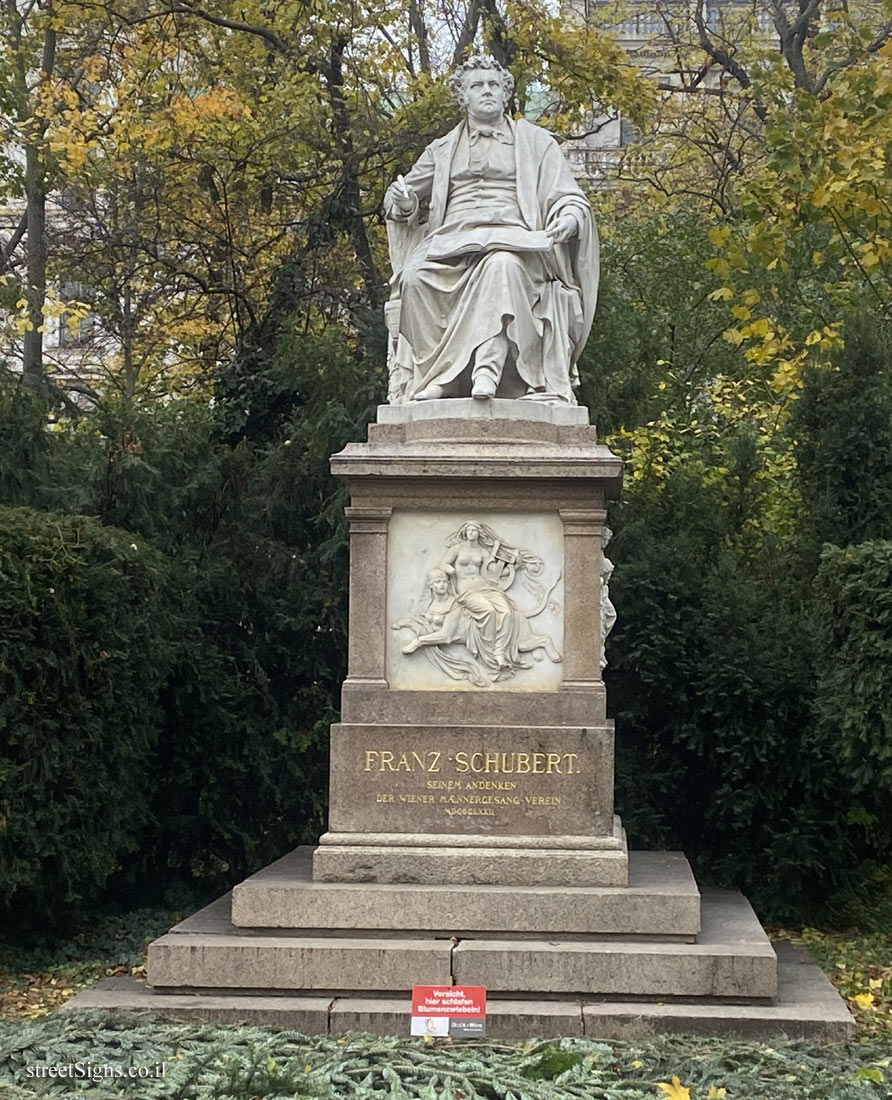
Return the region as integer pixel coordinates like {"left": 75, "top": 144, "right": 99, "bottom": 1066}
{"left": 332, "top": 438, "right": 623, "bottom": 489}
{"left": 451, "top": 890, "right": 777, "bottom": 999}
{"left": 339, "top": 684, "right": 607, "bottom": 726}
{"left": 66, "top": 942, "right": 853, "bottom": 1042}
{"left": 231, "top": 848, "right": 698, "bottom": 936}
{"left": 375, "top": 399, "right": 590, "bottom": 426}
{"left": 330, "top": 952, "right": 854, "bottom": 1037}
{"left": 325, "top": 723, "right": 616, "bottom": 843}
{"left": 66, "top": 942, "right": 854, "bottom": 1041}
{"left": 151, "top": 880, "right": 765, "bottom": 1000}
{"left": 148, "top": 935, "right": 453, "bottom": 993}
{"left": 313, "top": 814, "right": 628, "bottom": 889}
{"left": 312, "top": 839, "right": 628, "bottom": 887}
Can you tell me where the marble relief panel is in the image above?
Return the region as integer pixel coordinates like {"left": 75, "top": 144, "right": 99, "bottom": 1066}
{"left": 387, "top": 511, "right": 564, "bottom": 691}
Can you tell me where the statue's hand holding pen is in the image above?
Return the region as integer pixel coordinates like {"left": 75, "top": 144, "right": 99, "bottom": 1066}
{"left": 545, "top": 212, "right": 578, "bottom": 245}
{"left": 387, "top": 174, "right": 417, "bottom": 218}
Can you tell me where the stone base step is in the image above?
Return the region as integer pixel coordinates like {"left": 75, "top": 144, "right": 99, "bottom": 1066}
{"left": 312, "top": 822, "right": 628, "bottom": 887}
{"left": 64, "top": 943, "right": 854, "bottom": 1042}
{"left": 148, "top": 886, "right": 773, "bottom": 1000}
{"left": 230, "top": 848, "right": 700, "bottom": 937}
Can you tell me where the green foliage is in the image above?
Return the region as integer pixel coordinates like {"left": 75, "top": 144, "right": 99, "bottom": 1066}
{"left": 0, "top": 1018, "right": 890, "bottom": 1099}
{"left": 0, "top": 323, "right": 381, "bottom": 916}
{"left": 0, "top": 382, "right": 52, "bottom": 507}
{"left": 591, "top": 201, "right": 892, "bottom": 919}
{"left": 578, "top": 211, "right": 742, "bottom": 436}
{"left": 0, "top": 506, "right": 173, "bottom": 919}
{"left": 130, "top": 326, "right": 382, "bottom": 894}
{"left": 794, "top": 320, "right": 892, "bottom": 549}
{"left": 608, "top": 473, "right": 856, "bottom": 918}
{"left": 0, "top": 909, "right": 176, "bottom": 975}
{"left": 815, "top": 541, "right": 892, "bottom": 841}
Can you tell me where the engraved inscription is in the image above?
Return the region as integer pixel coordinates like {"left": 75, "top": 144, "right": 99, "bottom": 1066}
{"left": 328, "top": 723, "right": 615, "bottom": 838}
{"left": 360, "top": 747, "right": 577, "bottom": 822}
{"left": 364, "top": 750, "right": 442, "bottom": 772}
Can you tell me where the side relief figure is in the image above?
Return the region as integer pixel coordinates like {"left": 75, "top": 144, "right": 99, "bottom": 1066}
{"left": 392, "top": 522, "right": 562, "bottom": 685}
{"left": 600, "top": 526, "right": 616, "bottom": 670}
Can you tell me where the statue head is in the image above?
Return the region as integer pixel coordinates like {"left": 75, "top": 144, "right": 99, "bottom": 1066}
{"left": 450, "top": 520, "right": 498, "bottom": 547}
{"left": 427, "top": 568, "right": 450, "bottom": 596}
{"left": 450, "top": 54, "right": 514, "bottom": 114}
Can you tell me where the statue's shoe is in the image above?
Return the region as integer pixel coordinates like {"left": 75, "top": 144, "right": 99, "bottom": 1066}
{"left": 414, "top": 384, "right": 445, "bottom": 400}
{"left": 471, "top": 374, "right": 498, "bottom": 399}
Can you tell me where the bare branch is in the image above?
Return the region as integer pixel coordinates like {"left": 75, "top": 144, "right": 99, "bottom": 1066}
{"left": 162, "top": 2, "right": 290, "bottom": 52}
{"left": 691, "top": 5, "right": 768, "bottom": 121}
{"left": 409, "top": 0, "right": 431, "bottom": 74}
{"left": 813, "top": 14, "right": 892, "bottom": 94}
{"left": 452, "top": 0, "right": 483, "bottom": 66}
{"left": 0, "top": 211, "right": 27, "bottom": 270}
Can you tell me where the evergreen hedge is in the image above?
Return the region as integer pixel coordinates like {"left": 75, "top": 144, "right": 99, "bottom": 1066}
{"left": 0, "top": 506, "right": 173, "bottom": 915}
{"left": 607, "top": 474, "right": 855, "bottom": 919}
{"left": 0, "top": 330, "right": 380, "bottom": 923}
{"left": 816, "top": 541, "right": 892, "bottom": 850}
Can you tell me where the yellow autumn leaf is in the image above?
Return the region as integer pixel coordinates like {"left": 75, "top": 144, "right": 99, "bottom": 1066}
{"left": 811, "top": 182, "right": 830, "bottom": 207}
{"left": 853, "top": 991, "right": 875, "bottom": 1008}
{"left": 747, "top": 317, "right": 773, "bottom": 339}
{"left": 708, "top": 285, "right": 734, "bottom": 301}
{"left": 708, "top": 225, "right": 732, "bottom": 247}
{"left": 707, "top": 1088, "right": 727, "bottom": 1099}
{"left": 731, "top": 305, "right": 751, "bottom": 321}
{"left": 657, "top": 1076, "right": 691, "bottom": 1100}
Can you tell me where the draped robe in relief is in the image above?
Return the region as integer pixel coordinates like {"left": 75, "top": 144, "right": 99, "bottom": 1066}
{"left": 385, "top": 118, "right": 599, "bottom": 404}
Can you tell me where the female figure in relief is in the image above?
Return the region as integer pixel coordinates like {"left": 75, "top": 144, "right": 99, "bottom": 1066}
{"left": 396, "top": 522, "right": 561, "bottom": 682}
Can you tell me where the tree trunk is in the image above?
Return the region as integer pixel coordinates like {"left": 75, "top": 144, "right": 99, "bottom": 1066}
{"left": 324, "top": 38, "right": 383, "bottom": 310}
{"left": 20, "top": 23, "right": 57, "bottom": 390}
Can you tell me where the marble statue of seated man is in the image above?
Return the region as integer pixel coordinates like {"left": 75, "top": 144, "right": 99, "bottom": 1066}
{"left": 383, "top": 54, "right": 599, "bottom": 405}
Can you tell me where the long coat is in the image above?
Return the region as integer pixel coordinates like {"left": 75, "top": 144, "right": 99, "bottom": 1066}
{"left": 385, "top": 118, "right": 599, "bottom": 403}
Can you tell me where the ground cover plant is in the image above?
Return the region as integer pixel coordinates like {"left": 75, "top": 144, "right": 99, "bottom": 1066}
{"left": 1, "top": 1018, "right": 892, "bottom": 1100}
{"left": 0, "top": 912, "right": 177, "bottom": 1021}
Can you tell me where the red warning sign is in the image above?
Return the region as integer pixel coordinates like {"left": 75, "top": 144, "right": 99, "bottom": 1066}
{"left": 410, "top": 985, "right": 487, "bottom": 1037}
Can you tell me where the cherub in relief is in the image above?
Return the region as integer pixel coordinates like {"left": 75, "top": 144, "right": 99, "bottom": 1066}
{"left": 392, "top": 522, "right": 561, "bottom": 685}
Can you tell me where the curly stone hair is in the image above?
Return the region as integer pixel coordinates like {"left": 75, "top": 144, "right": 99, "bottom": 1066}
{"left": 449, "top": 53, "right": 515, "bottom": 110}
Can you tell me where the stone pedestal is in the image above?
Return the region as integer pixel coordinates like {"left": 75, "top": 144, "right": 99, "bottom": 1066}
{"left": 64, "top": 399, "right": 854, "bottom": 1041}
{"left": 315, "top": 400, "right": 624, "bottom": 888}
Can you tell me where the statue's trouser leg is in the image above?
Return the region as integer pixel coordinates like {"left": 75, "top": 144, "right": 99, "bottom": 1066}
{"left": 471, "top": 332, "right": 509, "bottom": 398}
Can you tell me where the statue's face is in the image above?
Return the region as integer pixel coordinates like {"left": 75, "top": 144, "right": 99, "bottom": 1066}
{"left": 465, "top": 524, "right": 480, "bottom": 541}
{"left": 429, "top": 574, "right": 449, "bottom": 596}
{"left": 463, "top": 69, "right": 504, "bottom": 123}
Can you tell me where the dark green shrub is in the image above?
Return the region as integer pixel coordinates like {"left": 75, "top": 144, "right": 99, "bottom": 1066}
{"left": 0, "top": 331, "right": 382, "bottom": 909}
{"left": 794, "top": 319, "right": 892, "bottom": 549}
{"left": 0, "top": 507, "right": 174, "bottom": 920}
{"left": 815, "top": 541, "right": 892, "bottom": 849}
{"left": 116, "top": 329, "right": 382, "bottom": 896}
{"left": 609, "top": 474, "right": 855, "bottom": 918}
